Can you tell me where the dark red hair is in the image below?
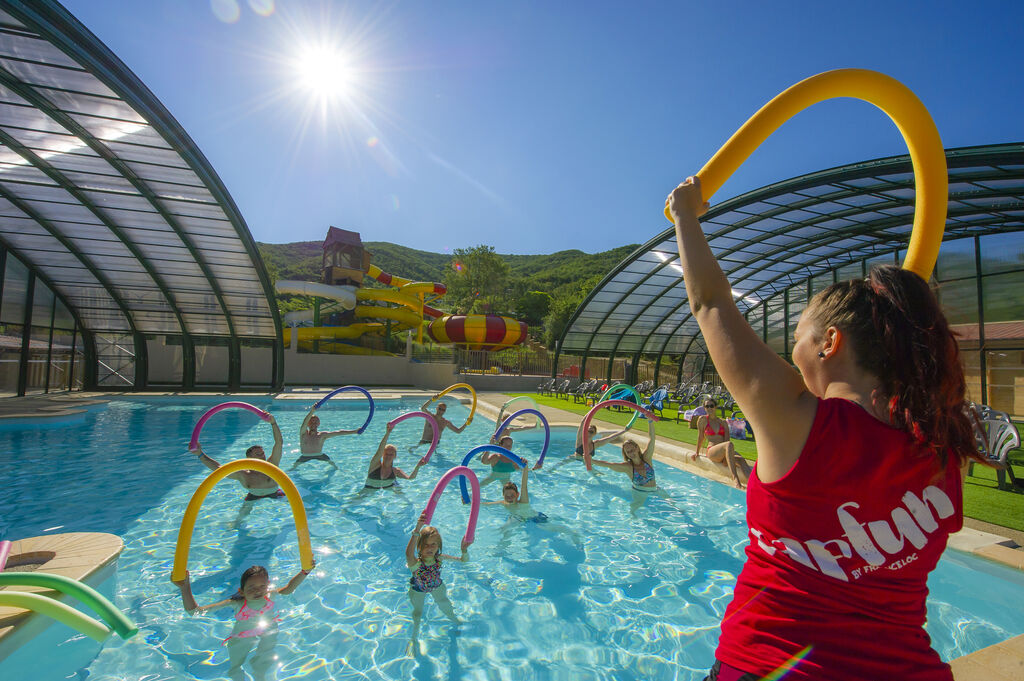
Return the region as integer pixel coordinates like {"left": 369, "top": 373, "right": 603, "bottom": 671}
{"left": 806, "top": 265, "right": 982, "bottom": 468}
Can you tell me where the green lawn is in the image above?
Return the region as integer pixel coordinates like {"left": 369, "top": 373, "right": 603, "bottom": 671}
{"left": 504, "top": 392, "right": 1024, "bottom": 533}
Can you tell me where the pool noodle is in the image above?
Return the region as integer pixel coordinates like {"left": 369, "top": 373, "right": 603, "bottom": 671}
{"left": 578, "top": 399, "right": 659, "bottom": 471}
{"left": 312, "top": 385, "right": 375, "bottom": 433}
{"left": 421, "top": 466, "right": 481, "bottom": 545}
{"left": 432, "top": 383, "right": 478, "bottom": 427}
{"left": 458, "top": 444, "right": 526, "bottom": 503}
{"left": 387, "top": 411, "right": 440, "bottom": 464}
{"left": 492, "top": 409, "right": 551, "bottom": 468}
{"left": 663, "top": 68, "right": 946, "bottom": 281}
{"left": 172, "top": 459, "right": 312, "bottom": 581}
{"left": 0, "top": 572, "right": 138, "bottom": 639}
{"left": 189, "top": 401, "right": 271, "bottom": 450}
{"left": 0, "top": 591, "right": 111, "bottom": 642}
{"left": 0, "top": 540, "right": 10, "bottom": 571}
{"left": 600, "top": 384, "right": 642, "bottom": 430}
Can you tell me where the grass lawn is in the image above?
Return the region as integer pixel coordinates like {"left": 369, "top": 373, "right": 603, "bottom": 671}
{"left": 504, "top": 392, "right": 1024, "bottom": 534}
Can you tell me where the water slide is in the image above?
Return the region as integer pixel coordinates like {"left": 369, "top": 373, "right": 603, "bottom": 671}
{"left": 275, "top": 269, "right": 446, "bottom": 353}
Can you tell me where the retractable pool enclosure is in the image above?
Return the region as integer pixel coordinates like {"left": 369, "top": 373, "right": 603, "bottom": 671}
{"left": 556, "top": 143, "right": 1024, "bottom": 418}
{"left": 0, "top": 2, "right": 283, "bottom": 393}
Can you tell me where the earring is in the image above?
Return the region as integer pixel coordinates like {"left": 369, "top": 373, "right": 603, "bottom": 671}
{"left": 817, "top": 352, "right": 826, "bottom": 358}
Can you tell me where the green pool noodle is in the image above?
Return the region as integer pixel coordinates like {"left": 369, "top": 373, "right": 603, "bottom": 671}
{"left": 0, "top": 591, "right": 111, "bottom": 642}
{"left": 0, "top": 572, "right": 138, "bottom": 639}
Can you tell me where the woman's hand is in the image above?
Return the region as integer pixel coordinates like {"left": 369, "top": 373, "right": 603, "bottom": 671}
{"left": 667, "top": 176, "right": 709, "bottom": 223}
{"left": 170, "top": 571, "right": 190, "bottom": 588}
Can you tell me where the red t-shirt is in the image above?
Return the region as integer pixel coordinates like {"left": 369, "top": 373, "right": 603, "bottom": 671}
{"left": 716, "top": 398, "right": 963, "bottom": 681}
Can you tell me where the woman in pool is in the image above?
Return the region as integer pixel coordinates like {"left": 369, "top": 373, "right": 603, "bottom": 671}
{"left": 292, "top": 405, "right": 359, "bottom": 469}
{"left": 478, "top": 433, "right": 522, "bottom": 487}
{"left": 409, "top": 396, "right": 468, "bottom": 452}
{"left": 691, "top": 398, "right": 752, "bottom": 489}
{"left": 192, "top": 415, "right": 286, "bottom": 527}
{"left": 573, "top": 422, "right": 629, "bottom": 459}
{"left": 406, "top": 513, "right": 468, "bottom": 650}
{"left": 365, "top": 421, "right": 424, "bottom": 490}
{"left": 668, "top": 177, "right": 981, "bottom": 681}
{"left": 171, "top": 561, "right": 313, "bottom": 681}
{"left": 589, "top": 418, "right": 659, "bottom": 492}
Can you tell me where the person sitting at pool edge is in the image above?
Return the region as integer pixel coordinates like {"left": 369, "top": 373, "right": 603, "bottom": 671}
{"left": 691, "top": 398, "right": 752, "bottom": 489}
{"left": 192, "top": 413, "right": 284, "bottom": 502}
{"left": 367, "top": 421, "right": 424, "bottom": 489}
{"left": 409, "top": 395, "right": 467, "bottom": 451}
{"left": 292, "top": 404, "right": 359, "bottom": 469}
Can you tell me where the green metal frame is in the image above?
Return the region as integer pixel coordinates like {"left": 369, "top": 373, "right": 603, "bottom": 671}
{"left": 556, "top": 143, "right": 1024, "bottom": 392}
{"left": 4, "top": 0, "right": 284, "bottom": 391}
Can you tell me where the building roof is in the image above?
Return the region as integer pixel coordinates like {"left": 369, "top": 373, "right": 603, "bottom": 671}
{"left": 0, "top": 2, "right": 280, "bottom": 343}
{"left": 323, "top": 226, "right": 363, "bottom": 251}
{"left": 558, "top": 143, "right": 1024, "bottom": 361}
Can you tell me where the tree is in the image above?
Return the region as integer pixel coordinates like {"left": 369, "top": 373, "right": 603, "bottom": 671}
{"left": 516, "top": 290, "right": 552, "bottom": 326}
{"left": 543, "top": 274, "right": 603, "bottom": 349}
{"left": 442, "top": 245, "right": 512, "bottom": 314}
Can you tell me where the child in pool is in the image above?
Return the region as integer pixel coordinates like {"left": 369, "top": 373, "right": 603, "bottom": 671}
{"left": 172, "top": 562, "right": 313, "bottom": 681}
{"left": 485, "top": 459, "right": 582, "bottom": 543}
{"left": 406, "top": 513, "right": 469, "bottom": 650}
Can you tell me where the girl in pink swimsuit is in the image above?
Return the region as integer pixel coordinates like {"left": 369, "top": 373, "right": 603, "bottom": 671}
{"left": 172, "top": 562, "right": 314, "bottom": 680}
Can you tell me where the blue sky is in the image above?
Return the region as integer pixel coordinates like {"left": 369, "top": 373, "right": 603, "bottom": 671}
{"left": 63, "top": 1, "right": 1024, "bottom": 254}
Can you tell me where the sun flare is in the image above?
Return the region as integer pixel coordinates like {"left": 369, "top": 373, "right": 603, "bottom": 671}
{"left": 294, "top": 45, "right": 355, "bottom": 99}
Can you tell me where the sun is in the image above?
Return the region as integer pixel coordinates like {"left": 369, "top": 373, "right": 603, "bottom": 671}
{"left": 294, "top": 44, "right": 355, "bottom": 100}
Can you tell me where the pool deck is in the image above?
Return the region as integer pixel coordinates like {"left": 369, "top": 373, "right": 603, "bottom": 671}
{"left": 2, "top": 389, "right": 1022, "bottom": 679}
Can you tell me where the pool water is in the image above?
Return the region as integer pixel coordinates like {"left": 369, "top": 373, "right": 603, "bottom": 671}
{"left": 1, "top": 396, "right": 1023, "bottom": 680}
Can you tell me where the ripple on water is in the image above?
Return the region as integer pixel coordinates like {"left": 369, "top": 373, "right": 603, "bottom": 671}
{"left": 2, "top": 397, "right": 1023, "bottom": 680}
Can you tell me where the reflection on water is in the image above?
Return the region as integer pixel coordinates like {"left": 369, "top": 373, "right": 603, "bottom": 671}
{"left": 1, "top": 397, "right": 1022, "bottom": 680}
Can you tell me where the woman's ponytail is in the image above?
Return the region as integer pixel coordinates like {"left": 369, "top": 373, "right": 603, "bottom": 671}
{"left": 808, "top": 265, "right": 979, "bottom": 467}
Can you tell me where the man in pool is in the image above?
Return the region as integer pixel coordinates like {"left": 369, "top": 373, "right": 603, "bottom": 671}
{"left": 192, "top": 414, "right": 284, "bottom": 526}
{"left": 292, "top": 405, "right": 358, "bottom": 469}
{"left": 409, "top": 395, "right": 467, "bottom": 452}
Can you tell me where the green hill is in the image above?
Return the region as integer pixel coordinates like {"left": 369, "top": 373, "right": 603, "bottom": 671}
{"left": 257, "top": 240, "right": 638, "bottom": 300}
{"left": 257, "top": 239, "right": 640, "bottom": 346}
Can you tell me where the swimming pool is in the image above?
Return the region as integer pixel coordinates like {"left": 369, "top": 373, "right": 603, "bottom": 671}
{"left": 1, "top": 396, "right": 1022, "bottom": 680}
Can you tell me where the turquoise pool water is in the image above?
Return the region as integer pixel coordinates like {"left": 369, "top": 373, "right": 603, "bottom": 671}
{"left": 1, "top": 396, "right": 1023, "bottom": 680}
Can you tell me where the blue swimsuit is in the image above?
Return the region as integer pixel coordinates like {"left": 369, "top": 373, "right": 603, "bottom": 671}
{"left": 632, "top": 461, "right": 655, "bottom": 490}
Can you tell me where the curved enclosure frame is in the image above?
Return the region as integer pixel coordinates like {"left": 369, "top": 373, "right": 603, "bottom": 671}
{"left": 0, "top": 2, "right": 283, "bottom": 393}
{"left": 556, "top": 143, "right": 1024, "bottom": 417}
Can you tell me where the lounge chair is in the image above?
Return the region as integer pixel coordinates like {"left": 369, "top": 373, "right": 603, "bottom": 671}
{"left": 977, "top": 418, "right": 1022, "bottom": 490}
{"left": 536, "top": 378, "right": 555, "bottom": 395}
{"left": 554, "top": 378, "right": 572, "bottom": 400}
{"left": 572, "top": 379, "right": 596, "bottom": 404}
{"left": 586, "top": 382, "right": 609, "bottom": 403}
{"left": 641, "top": 387, "right": 669, "bottom": 418}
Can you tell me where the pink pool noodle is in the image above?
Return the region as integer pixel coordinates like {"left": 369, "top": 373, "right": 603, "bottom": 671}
{"left": 0, "top": 540, "right": 10, "bottom": 571}
{"left": 189, "top": 402, "right": 271, "bottom": 450}
{"left": 387, "top": 411, "right": 440, "bottom": 464}
{"left": 421, "top": 466, "right": 481, "bottom": 545}
{"left": 578, "top": 399, "right": 659, "bottom": 471}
